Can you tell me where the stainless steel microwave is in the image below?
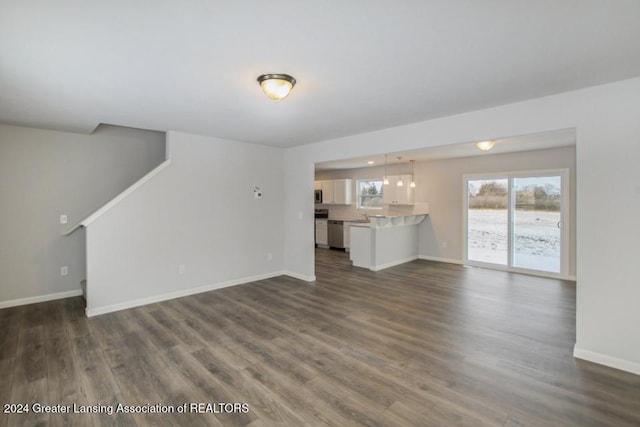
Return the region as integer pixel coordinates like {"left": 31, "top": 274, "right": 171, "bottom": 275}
{"left": 314, "top": 189, "right": 322, "bottom": 203}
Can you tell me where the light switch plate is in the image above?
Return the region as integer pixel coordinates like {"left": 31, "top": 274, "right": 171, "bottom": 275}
{"left": 60, "top": 214, "right": 68, "bottom": 224}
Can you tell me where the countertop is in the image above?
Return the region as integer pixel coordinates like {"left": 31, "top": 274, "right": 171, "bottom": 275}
{"left": 334, "top": 214, "right": 425, "bottom": 220}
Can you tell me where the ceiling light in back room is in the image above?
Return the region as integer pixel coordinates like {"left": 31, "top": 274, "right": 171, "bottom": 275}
{"left": 367, "top": 161, "right": 375, "bottom": 164}
{"left": 257, "top": 74, "right": 296, "bottom": 100}
{"left": 476, "top": 140, "right": 495, "bottom": 151}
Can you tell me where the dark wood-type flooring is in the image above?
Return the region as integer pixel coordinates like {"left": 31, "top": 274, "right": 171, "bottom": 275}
{"left": 1, "top": 249, "right": 640, "bottom": 426}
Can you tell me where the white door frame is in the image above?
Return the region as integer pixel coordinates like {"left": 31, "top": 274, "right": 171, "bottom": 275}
{"left": 462, "top": 168, "right": 570, "bottom": 279}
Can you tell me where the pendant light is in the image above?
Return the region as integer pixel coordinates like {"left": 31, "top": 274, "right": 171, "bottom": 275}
{"left": 409, "top": 160, "right": 416, "bottom": 188}
{"left": 397, "top": 157, "right": 403, "bottom": 187}
{"left": 383, "top": 154, "right": 390, "bottom": 185}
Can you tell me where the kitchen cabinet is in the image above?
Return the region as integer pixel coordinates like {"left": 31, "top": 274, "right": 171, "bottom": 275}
{"left": 333, "top": 179, "right": 351, "bottom": 204}
{"left": 344, "top": 222, "right": 353, "bottom": 250}
{"left": 349, "top": 215, "right": 427, "bottom": 270}
{"left": 383, "top": 175, "right": 414, "bottom": 205}
{"left": 314, "top": 181, "right": 322, "bottom": 190}
{"left": 320, "top": 181, "right": 334, "bottom": 203}
{"left": 315, "top": 219, "right": 328, "bottom": 246}
{"left": 316, "top": 179, "right": 352, "bottom": 204}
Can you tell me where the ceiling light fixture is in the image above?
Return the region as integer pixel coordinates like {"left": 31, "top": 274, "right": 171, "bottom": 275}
{"left": 367, "top": 160, "right": 375, "bottom": 165}
{"left": 257, "top": 73, "right": 296, "bottom": 100}
{"left": 476, "top": 140, "right": 495, "bottom": 151}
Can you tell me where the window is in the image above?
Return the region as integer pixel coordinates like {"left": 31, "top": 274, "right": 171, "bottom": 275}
{"left": 357, "top": 179, "right": 383, "bottom": 209}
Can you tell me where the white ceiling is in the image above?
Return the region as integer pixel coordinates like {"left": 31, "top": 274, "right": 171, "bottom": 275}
{"left": 1, "top": 1, "right": 639, "bottom": 147}
{"left": 315, "top": 128, "right": 576, "bottom": 170}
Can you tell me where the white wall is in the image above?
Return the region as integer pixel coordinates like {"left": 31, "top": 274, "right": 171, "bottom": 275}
{"left": 0, "top": 124, "right": 165, "bottom": 307}
{"left": 85, "top": 131, "right": 285, "bottom": 315}
{"left": 283, "top": 151, "right": 316, "bottom": 281}
{"left": 284, "top": 77, "right": 640, "bottom": 374}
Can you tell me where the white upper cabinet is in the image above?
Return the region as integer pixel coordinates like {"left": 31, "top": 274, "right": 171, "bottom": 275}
{"left": 332, "top": 179, "right": 351, "bottom": 204}
{"left": 383, "top": 175, "right": 414, "bottom": 205}
{"left": 316, "top": 179, "right": 352, "bottom": 204}
{"left": 320, "top": 181, "right": 334, "bottom": 203}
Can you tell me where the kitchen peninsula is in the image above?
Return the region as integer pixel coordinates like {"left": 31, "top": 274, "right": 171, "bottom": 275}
{"left": 350, "top": 213, "right": 427, "bottom": 271}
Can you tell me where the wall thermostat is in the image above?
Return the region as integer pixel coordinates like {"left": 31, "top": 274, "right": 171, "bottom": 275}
{"left": 253, "top": 187, "right": 263, "bottom": 199}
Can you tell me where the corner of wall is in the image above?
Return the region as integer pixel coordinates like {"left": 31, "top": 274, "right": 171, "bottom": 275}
{"left": 574, "top": 345, "right": 640, "bottom": 376}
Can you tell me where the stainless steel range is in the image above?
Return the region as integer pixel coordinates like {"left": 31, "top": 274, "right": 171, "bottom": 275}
{"left": 314, "top": 208, "right": 328, "bottom": 219}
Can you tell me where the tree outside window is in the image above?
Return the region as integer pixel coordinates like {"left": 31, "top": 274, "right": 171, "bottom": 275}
{"left": 357, "top": 179, "right": 383, "bottom": 209}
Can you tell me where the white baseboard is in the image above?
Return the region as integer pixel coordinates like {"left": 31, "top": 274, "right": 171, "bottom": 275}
{"left": 574, "top": 345, "right": 640, "bottom": 376}
{"left": 418, "top": 255, "right": 577, "bottom": 281}
{"left": 283, "top": 271, "right": 316, "bottom": 282}
{"left": 370, "top": 256, "right": 419, "bottom": 271}
{"left": 418, "top": 255, "right": 464, "bottom": 265}
{"left": 0, "top": 289, "right": 83, "bottom": 309}
{"left": 86, "top": 271, "right": 285, "bottom": 317}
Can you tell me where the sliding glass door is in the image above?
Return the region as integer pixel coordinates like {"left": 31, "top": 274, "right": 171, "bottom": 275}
{"left": 465, "top": 170, "right": 568, "bottom": 276}
{"left": 467, "top": 178, "right": 509, "bottom": 265}
{"left": 512, "top": 176, "right": 562, "bottom": 273}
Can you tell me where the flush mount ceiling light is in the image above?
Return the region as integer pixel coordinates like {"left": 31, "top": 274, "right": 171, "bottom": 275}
{"left": 476, "top": 140, "right": 495, "bottom": 151}
{"left": 257, "top": 73, "right": 296, "bottom": 100}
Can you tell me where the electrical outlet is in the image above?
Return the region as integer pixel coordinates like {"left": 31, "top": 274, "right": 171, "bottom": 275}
{"left": 60, "top": 214, "right": 68, "bottom": 224}
{"left": 60, "top": 266, "right": 68, "bottom": 276}
{"left": 178, "top": 264, "right": 186, "bottom": 275}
